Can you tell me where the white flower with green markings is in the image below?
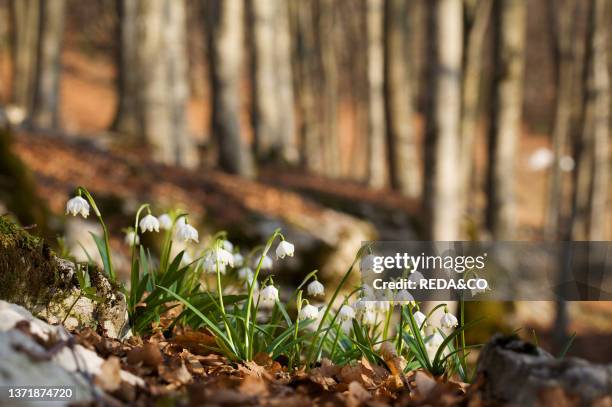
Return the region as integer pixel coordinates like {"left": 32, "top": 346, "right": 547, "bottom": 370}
{"left": 260, "top": 285, "right": 279, "bottom": 305}
{"left": 275, "top": 240, "right": 295, "bottom": 259}
{"left": 299, "top": 304, "right": 319, "bottom": 321}
{"left": 338, "top": 305, "right": 356, "bottom": 321}
{"left": 176, "top": 222, "right": 198, "bottom": 243}
{"left": 139, "top": 214, "right": 160, "bottom": 233}
{"left": 66, "top": 196, "right": 90, "bottom": 218}
{"left": 440, "top": 311, "right": 458, "bottom": 329}
{"left": 307, "top": 280, "right": 325, "bottom": 297}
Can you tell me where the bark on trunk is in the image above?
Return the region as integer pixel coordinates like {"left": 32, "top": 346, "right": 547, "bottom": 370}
{"left": 112, "top": 0, "right": 141, "bottom": 138}
{"left": 366, "top": 0, "right": 387, "bottom": 189}
{"left": 384, "top": 0, "right": 420, "bottom": 198}
{"left": 31, "top": 0, "right": 66, "bottom": 129}
{"left": 207, "top": 0, "right": 255, "bottom": 178}
{"left": 423, "top": 0, "right": 463, "bottom": 241}
{"left": 485, "top": 0, "right": 526, "bottom": 240}
{"left": 249, "top": 0, "right": 297, "bottom": 164}
{"left": 9, "top": 0, "right": 40, "bottom": 114}
{"left": 459, "top": 0, "right": 492, "bottom": 225}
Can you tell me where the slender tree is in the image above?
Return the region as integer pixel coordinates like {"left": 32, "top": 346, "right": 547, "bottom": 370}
{"left": 366, "top": 0, "right": 387, "bottom": 189}
{"left": 383, "top": 0, "right": 420, "bottom": 197}
{"left": 9, "top": 0, "right": 40, "bottom": 115}
{"left": 459, "top": 0, "right": 492, "bottom": 223}
{"left": 207, "top": 0, "right": 255, "bottom": 178}
{"left": 249, "top": 0, "right": 297, "bottom": 164}
{"left": 30, "top": 0, "right": 66, "bottom": 129}
{"left": 112, "top": 0, "right": 141, "bottom": 137}
{"left": 485, "top": 0, "right": 526, "bottom": 240}
{"left": 423, "top": 0, "right": 463, "bottom": 240}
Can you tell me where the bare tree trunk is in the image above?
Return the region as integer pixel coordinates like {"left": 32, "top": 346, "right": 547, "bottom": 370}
{"left": 31, "top": 0, "right": 66, "bottom": 129}
{"left": 291, "top": 0, "right": 323, "bottom": 174}
{"left": 424, "top": 0, "right": 463, "bottom": 241}
{"left": 9, "top": 0, "right": 39, "bottom": 114}
{"left": 249, "top": 0, "right": 297, "bottom": 164}
{"left": 383, "top": 0, "right": 420, "bottom": 198}
{"left": 366, "top": 0, "right": 387, "bottom": 189}
{"left": 207, "top": 0, "right": 255, "bottom": 178}
{"left": 319, "top": 0, "right": 341, "bottom": 178}
{"left": 112, "top": 0, "right": 141, "bottom": 138}
{"left": 485, "top": 0, "right": 526, "bottom": 240}
{"left": 544, "top": 0, "right": 578, "bottom": 240}
{"left": 572, "top": 0, "right": 610, "bottom": 241}
{"left": 459, "top": 0, "right": 492, "bottom": 224}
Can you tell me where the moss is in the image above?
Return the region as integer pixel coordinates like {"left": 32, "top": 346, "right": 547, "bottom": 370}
{"left": 0, "top": 216, "right": 68, "bottom": 309}
{"left": 0, "top": 127, "right": 51, "bottom": 238}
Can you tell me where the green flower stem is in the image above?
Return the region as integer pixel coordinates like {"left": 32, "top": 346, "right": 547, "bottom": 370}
{"left": 77, "top": 187, "right": 115, "bottom": 282}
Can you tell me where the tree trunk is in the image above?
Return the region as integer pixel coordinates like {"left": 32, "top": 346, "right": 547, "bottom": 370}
{"left": 207, "top": 0, "right": 255, "bottom": 178}
{"left": 384, "top": 0, "right": 420, "bottom": 198}
{"left": 30, "top": 0, "right": 66, "bottom": 129}
{"left": 291, "top": 0, "right": 323, "bottom": 174}
{"left": 459, "top": 0, "right": 492, "bottom": 225}
{"left": 485, "top": 0, "right": 526, "bottom": 240}
{"left": 9, "top": 0, "right": 40, "bottom": 115}
{"left": 112, "top": 0, "right": 141, "bottom": 138}
{"left": 544, "top": 0, "right": 578, "bottom": 240}
{"left": 366, "top": 0, "right": 387, "bottom": 189}
{"left": 571, "top": 0, "right": 610, "bottom": 241}
{"left": 423, "top": 0, "right": 463, "bottom": 241}
{"left": 249, "top": 0, "right": 297, "bottom": 164}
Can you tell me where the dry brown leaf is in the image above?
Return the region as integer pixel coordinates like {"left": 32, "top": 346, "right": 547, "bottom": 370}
{"left": 239, "top": 360, "right": 273, "bottom": 380}
{"left": 345, "top": 381, "right": 371, "bottom": 407}
{"left": 172, "top": 330, "right": 217, "bottom": 355}
{"left": 159, "top": 358, "right": 192, "bottom": 385}
{"left": 94, "top": 356, "right": 122, "bottom": 392}
{"left": 239, "top": 375, "right": 269, "bottom": 397}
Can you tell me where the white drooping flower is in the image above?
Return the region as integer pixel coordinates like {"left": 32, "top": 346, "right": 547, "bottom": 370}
{"left": 362, "top": 310, "right": 378, "bottom": 326}
{"left": 360, "top": 254, "right": 376, "bottom": 273}
{"left": 253, "top": 254, "right": 273, "bottom": 270}
{"left": 299, "top": 304, "right": 319, "bottom": 321}
{"left": 440, "top": 312, "right": 458, "bottom": 329}
{"left": 260, "top": 285, "right": 279, "bottom": 305}
{"left": 307, "top": 280, "right": 325, "bottom": 297}
{"left": 413, "top": 310, "right": 427, "bottom": 328}
{"left": 395, "top": 290, "right": 414, "bottom": 304}
{"left": 233, "top": 252, "right": 244, "bottom": 267}
{"left": 275, "top": 240, "right": 295, "bottom": 259}
{"left": 237, "top": 267, "right": 254, "bottom": 281}
{"left": 203, "top": 247, "right": 234, "bottom": 274}
{"left": 338, "top": 305, "right": 356, "bottom": 321}
{"left": 222, "top": 240, "right": 234, "bottom": 251}
{"left": 425, "top": 332, "right": 446, "bottom": 361}
{"left": 353, "top": 299, "right": 375, "bottom": 316}
{"left": 203, "top": 258, "right": 227, "bottom": 274}
{"left": 176, "top": 222, "right": 199, "bottom": 243}
{"left": 139, "top": 214, "right": 160, "bottom": 233}
{"left": 66, "top": 196, "right": 90, "bottom": 218}
{"left": 158, "top": 214, "right": 173, "bottom": 230}
{"left": 124, "top": 230, "right": 139, "bottom": 246}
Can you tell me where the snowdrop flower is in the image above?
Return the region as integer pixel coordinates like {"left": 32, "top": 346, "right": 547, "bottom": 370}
{"left": 362, "top": 310, "right": 378, "bottom": 326}
{"left": 440, "top": 312, "right": 458, "bottom": 329}
{"left": 139, "top": 214, "right": 160, "bottom": 233}
{"left": 233, "top": 252, "right": 244, "bottom": 267}
{"left": 203, "top": 258, "right": 227, "bottom": 274}
{"left": 275, "top": 240, "right": 295, "bottom": 259}
{"left": 253, "top": 254, "right": 273, "bottom": 270}
{"left": 124, "top": 230, "right": 139, "bottom": 246}
{"left": 338, "top": 305, "right": 356, "bottom": 321}
{"left": 210, "top": 247, "right": 235, "bottom": 267}
{"left": 158, "top": 214, "right": 172, "bottom": 230}
{"left": 307, "top": 280, "right": 325, "bottom": 297}
{"left": 425, "top": 332, "right": 446, "bottom": 361}
{"left": 176, "top": 222, "right": 198, "bottom": 243}
{"left": 395, "top": 290, "right": 414, "bottom": 305}
{"left": 260, "top": 285, "right": 279, "bottom": 305}
{"left": 222, "top": 240, "right": 234, "bottom": 251}
{"left": 66, "top": 196, "right": 90, "bottom": 218}
{"left": 353, "top": 299, "right": 375, "bottom": 316}
{"left": 299, "top": 304, "right": 319, "bottom": 321}
{"left": 413, "top": 310, "right": 427, "bottom": 328}
{"left": 360, "top": 254, "right": 376, "bottom": 273}
{"left": 237, "top": 267, "right": 254, "bottom": 281}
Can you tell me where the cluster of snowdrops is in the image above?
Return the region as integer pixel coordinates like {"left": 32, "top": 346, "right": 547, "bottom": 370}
{"left": 65, "top": 187, "right": 477, "bottom": 379}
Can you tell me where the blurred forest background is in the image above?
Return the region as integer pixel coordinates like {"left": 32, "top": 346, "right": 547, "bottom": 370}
{"left": 0, "top": 0, "right": 610, "bottom": 361}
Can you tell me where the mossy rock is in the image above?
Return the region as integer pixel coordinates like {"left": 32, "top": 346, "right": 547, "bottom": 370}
{"left": 0, "top": 216, "right": 128, "bottom": 337}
